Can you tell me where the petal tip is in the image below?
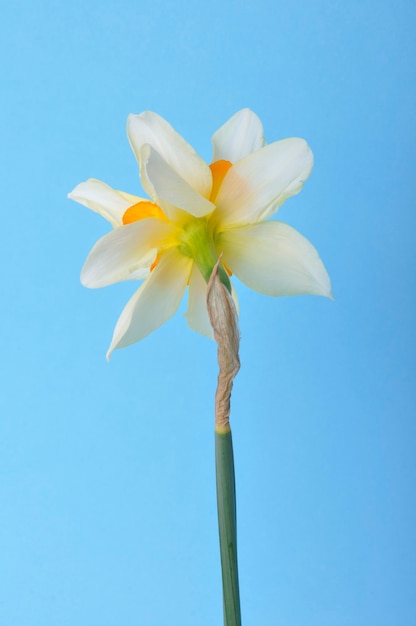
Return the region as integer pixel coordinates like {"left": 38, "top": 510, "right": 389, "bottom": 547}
{"left": 80, "top": 265, "right": 96, "bottom": 289}
{"left": 317, "top": 275, "right": 333, "bottom": 300}
{"left": 67, "top": 185, "right": 80, "bottom": 200}
{"left": 80, "top": 275, "right": 88, "bottom": 288}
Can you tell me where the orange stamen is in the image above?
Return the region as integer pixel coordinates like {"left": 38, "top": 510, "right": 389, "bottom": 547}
{"left": 122, "top": 201, "right": 168, "bottom": 273}
{"left": 150, "top": 254, "right": 161, "bottom": 272}
{"left": 209, "top": 160, "right": 232, "bottom": 202}
{"left": 122, "top": 200, "right": 167, "bottom": 225}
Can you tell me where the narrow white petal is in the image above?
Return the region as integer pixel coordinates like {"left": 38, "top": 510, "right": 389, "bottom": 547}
{"left": 127, "top": 111, "right": 212, "bottom": 198}
{"left": 81, "top": 219, "right": 175, "bottom": 288}
{"left": 68, "top": 179, "right": 143, "bottom": 228}
{"left": 186, "top": 265, "right": 240, "bottom": 338}
{"left": 215, "top": 139, "right": 314, "bottom": 228}
{"left": 212, "top": 109, "right": 265, "bottom": 163}
{"left": 219, "top": 221, "right": 332, "bottom": 298}
{"left": 106, "top": 249, "right": 192, "bottom": 358}
{"left": 140, "top": 145, "right": 215, "bottom": 218}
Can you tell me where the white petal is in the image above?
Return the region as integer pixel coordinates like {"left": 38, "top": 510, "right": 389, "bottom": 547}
{"left": 68, "top": 179, "right": 143, "bottom": 228}
{"left": 81, "top": 219, "right": 175, "bottom": 288}
{"left": 106, "top": 249, "right": 192, "bottom": 358}
{"left": 126, "top": 266, "right": 152, "bottom": 281}
{"left": 215, "top": 139, "right": 314, "bottom": 228}
{"left": 186, "top": 265, "right": 240, "bottom": 339}
{"left": 212, "top": 109, "right": 265, "bottom": 163}
{"left": 127, "top": 111, "right": 212, "bottom": 198}
{"left": 218, "top": 221, "right": 332, "bottom": 298}
{"left": 140, "top": 145, "right": 215, "bottom": 218}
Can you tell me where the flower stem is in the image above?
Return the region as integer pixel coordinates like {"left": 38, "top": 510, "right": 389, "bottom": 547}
{"left": 215, "top": 427, "right": 241, "bottom": 626}
{"left": 206, "top": 260, "right": 241, "bottom": 626}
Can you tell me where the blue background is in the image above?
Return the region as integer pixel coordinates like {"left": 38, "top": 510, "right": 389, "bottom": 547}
{"left": 1, "top": 1, "right": 415, "bottom": 624}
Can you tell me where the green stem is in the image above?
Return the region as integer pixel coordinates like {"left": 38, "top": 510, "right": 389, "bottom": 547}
{"left": 215, "top": 428, "right": 241, "bottom": 626}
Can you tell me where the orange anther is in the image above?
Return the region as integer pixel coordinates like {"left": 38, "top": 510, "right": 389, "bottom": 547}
{"left": 209, "top": 160, "right": 232, "bottom": 202}
{"left": 122, "top": 201, "right": 167, "bottom": 225}
{"left": 150, "top": 254, "right": 161, "bottom": 272}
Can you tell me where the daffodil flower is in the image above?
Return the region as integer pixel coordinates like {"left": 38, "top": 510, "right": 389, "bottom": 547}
{"left": 68, "top": 109, "right": 331, "bottom": 359}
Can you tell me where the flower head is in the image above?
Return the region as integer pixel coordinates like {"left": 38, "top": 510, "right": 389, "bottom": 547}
{"left": 68, "top": 109, "right": 331, "bottom": 359}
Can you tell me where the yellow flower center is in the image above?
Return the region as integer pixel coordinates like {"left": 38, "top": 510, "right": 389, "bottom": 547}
{"left": 120, "top": 160, "right": 232, "bottom": 287}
